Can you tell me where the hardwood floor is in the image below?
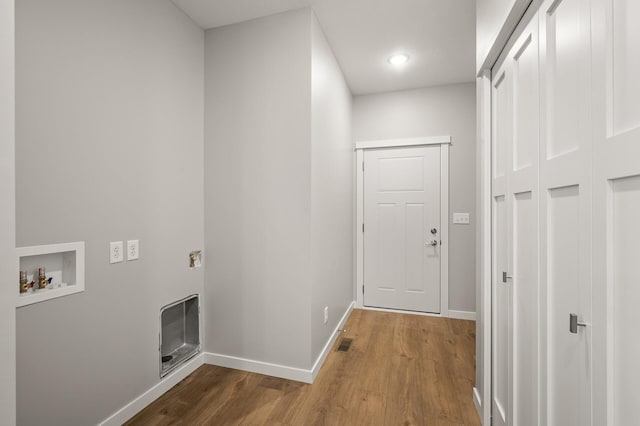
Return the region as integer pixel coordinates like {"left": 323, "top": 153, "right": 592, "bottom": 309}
{"left": 126, "top": 309, "right": 480, "bottom": 426}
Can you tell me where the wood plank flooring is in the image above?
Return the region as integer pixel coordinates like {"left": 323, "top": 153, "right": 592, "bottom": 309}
{"left": 126, "top": 309, "right": 480, "bottom": 426}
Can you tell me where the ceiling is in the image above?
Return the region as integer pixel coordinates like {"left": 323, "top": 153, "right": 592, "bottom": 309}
{"left": 171, "top": 0, "right": 476, "bottom": 95}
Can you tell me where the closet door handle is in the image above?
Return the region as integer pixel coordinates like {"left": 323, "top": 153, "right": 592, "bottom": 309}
{"left": 569, "top": 313, "right": 587, "bottom": 334}
{"left": 502, "top": 272, "right": 513, "bottom": 283}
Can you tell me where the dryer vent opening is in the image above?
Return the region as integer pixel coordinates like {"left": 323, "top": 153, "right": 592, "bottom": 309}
{"left": 160, "top": 294, "right": 200, "bottom": 377}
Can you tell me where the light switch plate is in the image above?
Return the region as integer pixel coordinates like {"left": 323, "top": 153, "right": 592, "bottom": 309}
{"left": 453, "top": 213, "right": 470, "bottom": 224}
{"left": 127, "top": 240, "right": 139, "bottom": 261}
{"left": 110, "top": 241, "right": 124, "bottom": 264}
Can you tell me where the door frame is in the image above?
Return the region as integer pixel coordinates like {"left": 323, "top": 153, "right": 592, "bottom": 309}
{"left": 354, "top": 136, "right": 451, "bottom": 317}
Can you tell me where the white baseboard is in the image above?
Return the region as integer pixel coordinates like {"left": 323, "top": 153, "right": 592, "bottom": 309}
{"left": 203, "top": 352, "right": 314, "bottom": 383}
{"left": 361, "top": 305, "right": 443, "bottom": 317}
{"left": 448, "top": 310, "right": 476, "bottom": 321}
{"left": 99, "top": 353, "right": 204, "bottom": 426}
{"left": 310, "top": 301, "right": 354, "bottom": 381}
{"left": 205, "top": 301, "right": 355, "bottom": 384}
{"left": 473, "top": 386, "right": 482, "bottom": 421}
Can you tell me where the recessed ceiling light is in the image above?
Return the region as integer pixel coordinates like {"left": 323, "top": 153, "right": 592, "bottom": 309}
{"left": 388, "top": 53, "right": 410, "bottom": 66}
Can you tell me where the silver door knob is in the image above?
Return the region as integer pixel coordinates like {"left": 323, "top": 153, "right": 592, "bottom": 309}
{"left": 430, "top": 228, "right": 438, "bottom": 234}
{"left": 427, "top": 240, "right": 438, "bottom": 246}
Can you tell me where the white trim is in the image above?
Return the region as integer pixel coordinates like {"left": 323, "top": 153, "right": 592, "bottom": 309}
{"left": 99, "top": 353, "right": 205, "bottom": 426}
{"left": 361, "top": 306, "right": 443, "bottom": 318}
{"left": 478, "top": 70, "right": 494, "bottom": 426}
{"left": 355, "top": 148, "right": 364, "bottom": 309}
{"left": 203, "top": 352, "right": 313, "bottom": 384}
{"left": 354, "top": 135, "right": 451, "bottom": 150}
{"left": 440, "top": 144, "right": 450, "bottom": 317}
{"left": 473, "top": 386, "right": 483, "bottom": 418}
{"left": 310, "top": 301, "right": 354, "bottom": 381}
{"left": 360, "top": 305, "right": 475, "bottom": 321}
{"left": 355, "top": 141, "right": 450, "bottom": 317}
{"left": 205, "top": 302, "right": 355, "bottom": 384}
{"left": 448, "top": 310, "right": 476, "bottom": 321}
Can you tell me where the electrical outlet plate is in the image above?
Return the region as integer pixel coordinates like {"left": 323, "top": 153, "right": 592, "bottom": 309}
{"left": 453, "top": 213, "right": 470, "bottom": 224}
{"left": 110, "top": 241, "right": 124, "bottom": 264}
{"left": 324, "top": 306, "right": 329, "bottom": 324}
{"left": 127, "top": 240, "right": 139, "bottom": 261}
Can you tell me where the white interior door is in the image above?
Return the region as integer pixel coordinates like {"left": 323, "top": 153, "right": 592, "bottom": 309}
{"left": 591, "top": 0, "right": 640, "bottom": 424}
{"left": 539, "top": 0, "right": 592, "bottom": 423}
{"left": 363, "top": 146, "right": 441, "bottom": 313}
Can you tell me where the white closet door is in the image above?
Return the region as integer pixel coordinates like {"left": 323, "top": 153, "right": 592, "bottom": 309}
{"left": 491, "top": 12, "right": 541, "bottom": 426}
{"left": 539, "top": 0, "right": 593, "bottom": 424}
{"left": 510, "top": 15, "right": 540, "bottom": 426}
{"left": 491, "top": 59, "right": 512, "bottom": 426}
{"left": 591, "top": 0, "right": 640, "bottom": 424}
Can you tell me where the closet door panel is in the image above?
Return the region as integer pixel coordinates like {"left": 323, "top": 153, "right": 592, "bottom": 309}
{"left": 513, "top": 33, "right": 539, "bottom": 172}
{"left": 545, "top": 0, "right": 584, "bottom": 159}
{"left": 540, "top": 0, "right": 592, "bottom": 423}
{"left": 612, "top": 0, "right": 640, "bottom": 135}
{"left": 513, "top": 191, "right": 538, "bottom": 425}
{"left": 610, "top": 176, "right": 640, "bottom": 425}
{"left": 492, "top": 194, "right": 510, "bottom": 426}
{"left": 591, "top": 0, "right": 640, "bottom": 423}
{"left": 510, "top": 16, "right": 541, "bottom": 425}
{"left": 546, "top": 185, "right": 587, "bottom": 425}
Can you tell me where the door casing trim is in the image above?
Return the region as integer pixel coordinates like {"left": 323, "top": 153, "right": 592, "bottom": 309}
{"left": 354, "top": 138, "right": 450, "bottom": 318}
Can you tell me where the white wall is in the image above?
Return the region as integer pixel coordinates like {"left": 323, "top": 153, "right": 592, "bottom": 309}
{"left": 353, "top": 83, "right": 477, "bottom": 313}
{"left": 476, "top": 0, "right": 531, "bottom": 73}
{"left": 0, "top": 0, "right": 16, "bottom": 423}
{"left": 310, "top": 14, "right": 353, "bottom": 362}
{"left": 204, "top": 9, "right": 313, "bottom": 369}
{"left": 15, "top": 1, "right": 204, "bottom": 424}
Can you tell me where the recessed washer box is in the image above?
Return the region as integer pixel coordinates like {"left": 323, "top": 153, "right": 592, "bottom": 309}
{"left": 16, "top": 241, "right": 85, "bottom": 307}
{"left": 160, "top": 294, "right": 200, "bottom": 378}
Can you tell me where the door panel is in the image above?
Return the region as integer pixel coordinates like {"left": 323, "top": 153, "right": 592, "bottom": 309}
{"left": 492, "top": 13, "right": 540, "bottom": 426}
{"left": 513, "top": 35, "right": 538, "bottom": 172}
{"left": 405, "top": 203, "right": 426, "bottom": 292}
{"left": 547, "top": 185, "right": 589, "bottom": 426}
{"left": 363, "top": 146, "right": 441, "bottom": 313}
{"left": 540, "top": 0, "right": 592, "bottom": 422}
{"left": 492, "top": 195, "right": 510, "bottom": 426}
{"left": 376, "top": 203, "right": 400, "bottom": 287}
{"left": 612, "top": 0, "right": 640, "bottom": 134}
{"left": 545, "top": 0, "right": 583, "bottom": 158}
{"left": 591, "top": 0, "right": 640, "bottom": 422}
{"left": 513, "top": 191, "right": 538, "bottom": 425}
{"left": 493, "top": 71, "right": 510, "bottom": 180}
{"left": 611, "top": 176, "right": 640, "bottom": 425}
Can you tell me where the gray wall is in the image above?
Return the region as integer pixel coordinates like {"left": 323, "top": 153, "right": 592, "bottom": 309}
{"left": 0, "top": 0, "right": 16, "bottom": 423}
{"left": 15, "top": 1, "right": 205, "bottom": 424}
{"left": 204, "top": 9, "right": 313, "bottom": 369}
{"left": 204, "top": 9, "right": 354, "bottom": 370}
{"left": 353, "top": 83, "right": 477, "bottom": 313}
{"left": 310, "top": 14, "right": 353, "bottom": 362}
